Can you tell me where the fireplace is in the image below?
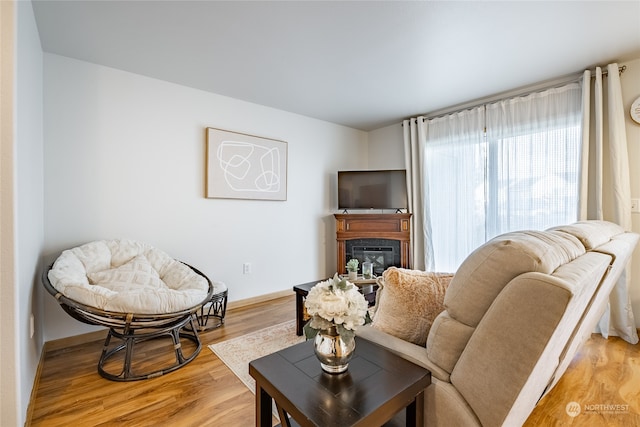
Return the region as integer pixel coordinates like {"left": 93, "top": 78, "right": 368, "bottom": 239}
{"left": 345, "top": 239, "right": 401, "bottom": 276}
{"left": 334, "top": 213, "right": 411, "bottom": 275}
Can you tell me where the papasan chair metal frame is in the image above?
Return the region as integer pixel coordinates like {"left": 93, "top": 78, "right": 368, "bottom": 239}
{"left": 42, "top": 262, "right": 213, "bottom": 382}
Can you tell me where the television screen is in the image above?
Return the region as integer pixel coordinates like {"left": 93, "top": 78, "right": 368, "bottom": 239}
{"left": 338, "top": 170, "right": 407, "bottom": 210}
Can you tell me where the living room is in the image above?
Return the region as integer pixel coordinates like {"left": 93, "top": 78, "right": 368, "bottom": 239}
{"left": 2, "top": 1, "right": 640, "bottom": 426}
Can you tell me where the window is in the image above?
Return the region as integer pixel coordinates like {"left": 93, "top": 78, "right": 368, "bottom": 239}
{"left": 423, "top": 83, "right": 582, "bottom": 272}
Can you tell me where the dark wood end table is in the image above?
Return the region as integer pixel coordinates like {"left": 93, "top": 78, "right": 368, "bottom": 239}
{"left": 249, "top": 337, "right": 430, "bottom": 427}
{"left": 294, "top": 279, "right": 378, "bottom": 336}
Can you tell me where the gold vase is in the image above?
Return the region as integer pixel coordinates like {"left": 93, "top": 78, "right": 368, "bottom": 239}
{"left": 313, "top": 325, "right": 355, "bottom": 374}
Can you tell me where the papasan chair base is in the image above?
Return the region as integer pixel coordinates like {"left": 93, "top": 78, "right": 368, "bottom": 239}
{"left": 44, "top": 240, "right": 214, "bottom": 382}
{"left": 98, "top": 311, "right": 202, "bottom": 381}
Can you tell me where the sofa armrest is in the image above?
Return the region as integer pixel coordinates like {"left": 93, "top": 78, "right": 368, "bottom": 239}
{"left": 356, "top": 324, "right": 451, "bottom": 382}
{"left": 450, "top": 272, "right": 574, "bottom": 427}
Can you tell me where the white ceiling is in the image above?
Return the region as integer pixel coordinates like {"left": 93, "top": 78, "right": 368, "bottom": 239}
{"left": 32, "top": 1, "right": 640, "bottom": 131}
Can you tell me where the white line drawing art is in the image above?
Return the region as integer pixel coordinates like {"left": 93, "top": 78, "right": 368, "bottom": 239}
{"left": 206, "top": 128, "right": 287, "bottom": 201}
{"left": 216, "top": 140, "right": 281, "bottom": 193}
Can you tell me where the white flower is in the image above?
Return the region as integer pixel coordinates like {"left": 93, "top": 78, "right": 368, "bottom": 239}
{"left": 304, "top": 273, "right": 370, "bottom": 333}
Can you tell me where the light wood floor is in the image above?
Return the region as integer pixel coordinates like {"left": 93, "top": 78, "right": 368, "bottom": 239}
{"left": 28, "top": 295, "right": 640, "bottom": 426}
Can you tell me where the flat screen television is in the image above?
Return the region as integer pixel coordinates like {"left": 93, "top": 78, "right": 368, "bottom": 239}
{"left": 338, "top": 169, "right": 408, "bottom": 210}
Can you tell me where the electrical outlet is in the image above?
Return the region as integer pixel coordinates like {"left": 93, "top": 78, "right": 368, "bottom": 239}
{"left": 243, "top": 262, "right": 251, "bottom": 274}
{"left": 632, "top": 199, "right": 640, "bottom": 213}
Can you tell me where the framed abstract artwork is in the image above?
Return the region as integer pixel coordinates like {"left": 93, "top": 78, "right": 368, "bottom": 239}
{"left": 206, "top": 128, "right": 287, "bottom": 201}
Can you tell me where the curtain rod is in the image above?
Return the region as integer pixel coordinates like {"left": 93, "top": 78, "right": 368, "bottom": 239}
{"left": 592, "top": 65, "right": 626, "bottom": 77}
{"left": 412, "top": 73, "right": 583, "bottom": 123}
{"left": 403, "top": 65, "right": 628, "bottom": 125}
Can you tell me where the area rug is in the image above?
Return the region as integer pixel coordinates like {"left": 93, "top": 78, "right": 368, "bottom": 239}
{"left": 208, "top": 320, "right": 305, "bottom": 393}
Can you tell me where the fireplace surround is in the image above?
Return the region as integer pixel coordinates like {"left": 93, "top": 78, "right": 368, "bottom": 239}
{"left": 334, "top": 213, "right": 411, "bottom": 275}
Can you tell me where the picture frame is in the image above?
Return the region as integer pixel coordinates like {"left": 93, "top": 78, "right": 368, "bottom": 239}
{"left": 206, "top": 128, "right": 287, "bottom": 201}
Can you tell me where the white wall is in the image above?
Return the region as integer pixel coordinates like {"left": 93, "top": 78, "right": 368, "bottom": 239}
{"left": 16, "top": 0, "right": 44, "bottom": 422}
{"left": 368, "top": 123, "right": 404, "bottom": 169}
{"left": 0, "top": 1, "right": 45, "bottom": 426}
{"left": 43, "top": 54, "right": 368, "bottom": 341}
{"left": 367, "top": 57, "right": 640, "bottom": 328}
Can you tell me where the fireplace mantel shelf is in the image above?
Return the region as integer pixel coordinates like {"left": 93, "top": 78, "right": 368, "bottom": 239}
{"left": 334, "top": 213, "right": 411, "bottom": 275}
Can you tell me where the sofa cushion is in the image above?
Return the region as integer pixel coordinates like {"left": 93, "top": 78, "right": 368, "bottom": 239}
{"left": 550, "top": 220, "right": 624, "bottom": 250}
{"left": 88, "top": 254, "right": 165, "bottom": 292}
{"left": 372, "top": 267, "right": 453, "bottom": 346}
{"left": 444, "top": 230, "right": 585, "bottom": 327}
{"left": 48, "top": 240, "right": 210, "bottom": 314}
{"left": 426, "top": 311, "right": 475, "bottom": 375}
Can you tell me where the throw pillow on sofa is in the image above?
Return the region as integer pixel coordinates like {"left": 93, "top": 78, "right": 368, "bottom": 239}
{"left": 372, "top": 267, "right": 454, "bottom": 346}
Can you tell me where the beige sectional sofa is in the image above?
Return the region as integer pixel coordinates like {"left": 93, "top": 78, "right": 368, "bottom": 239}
{"left": 357, "top": 220, "right": 638, "bottom": 426}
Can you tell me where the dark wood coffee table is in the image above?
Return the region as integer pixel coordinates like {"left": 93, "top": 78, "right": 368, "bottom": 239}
{"left": 249, "top": 337, "right": 430, "bottom": 427}
{"left": 294, "top": 279, "right": 378, "bottom": 336}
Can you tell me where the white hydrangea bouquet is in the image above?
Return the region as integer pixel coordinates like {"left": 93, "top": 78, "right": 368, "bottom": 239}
{"left": 303, "top": 273, "right": 371, "bottom": 343}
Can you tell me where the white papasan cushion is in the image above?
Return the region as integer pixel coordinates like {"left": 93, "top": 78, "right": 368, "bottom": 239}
{"left": 48, "top": 240, "right": 210, "bottom": 314}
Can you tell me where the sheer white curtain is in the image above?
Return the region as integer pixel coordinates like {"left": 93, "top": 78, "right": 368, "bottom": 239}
{"left": 579, "top": 64, "right": 638, "bottom": 344}
{"left": 403, "top": 117, "right": 430, "bottom": 271}
{"left": 419, "top": 83, "right": 582, "bottom": 274}
{"left": 422, "top": 107, "right": 486, "bottom": 273}
{"left": 485, "top": 83, "right": 582, "bottom": 238}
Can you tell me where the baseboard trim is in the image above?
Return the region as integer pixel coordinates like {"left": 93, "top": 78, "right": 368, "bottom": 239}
{"left": 43, "top": 329, "right": 108, "bottom": 353}
{"left": 24, "top": 343, "right": 46, "bottom": 426}
{"left": 227, "top": 289, "right": 292, "bottom": 310}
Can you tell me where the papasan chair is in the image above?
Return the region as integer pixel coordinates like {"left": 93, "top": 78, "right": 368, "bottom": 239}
{"left": 43, "top": 239, "right": 214, "bottom": 381}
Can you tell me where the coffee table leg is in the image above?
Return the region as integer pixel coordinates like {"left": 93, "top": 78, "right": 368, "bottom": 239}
{"left": 405, "top": 391, "right": 425, "bottom": 427}
{"left": 295, "top": 291, "right": 304, "bottom": 336}
{"left": 256, "top": 383, "right": 272, "bottom": 427}
{"left": 276, "top": 403, "right": 292, "bottom": 427}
